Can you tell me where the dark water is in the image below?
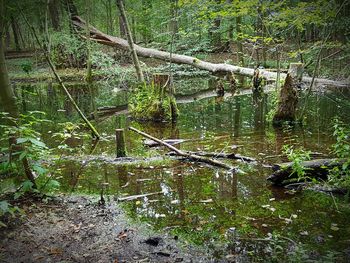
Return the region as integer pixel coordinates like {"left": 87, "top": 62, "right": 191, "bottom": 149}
{"left": 3, "top": 78, "right": 350, "bottom": 260}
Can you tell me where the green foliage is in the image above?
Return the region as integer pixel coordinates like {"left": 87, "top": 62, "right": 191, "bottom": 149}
{"left": 0, "top": 112, "right": 60, "bottom": 195}
{"left": 327, "top": 118, "right": 350, "bottom": 189}
{"left": 0, "top": 200, "right": 22, "bottom": 228}
{"left": 49, "top": 32, "right": 87, "bottom": 68}
{"left": 283, "top": 144, "right": 311, "bottom": 182}
{"left": 129, "top": 83, "right": 178, "bottom": 122}
{"left": 20, "top": 60, "right": 33, "bottom": 75}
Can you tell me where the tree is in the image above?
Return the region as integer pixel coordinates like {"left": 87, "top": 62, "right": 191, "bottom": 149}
{"left": 0, "top": 0, "right": 36, "bottom": 187}
{"left": 116, "top": 0, "right": 144, "bottom": 82}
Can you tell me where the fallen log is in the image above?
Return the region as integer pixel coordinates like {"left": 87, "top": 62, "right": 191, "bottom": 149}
{"left": 117, "top": 191, "right": 164, "bottom": 202}
{"left": 267, "top": 158, "right": 347, "bottom": 186}
{"left": 167, "top": 151, "right": 256, "bottom": 163}
{"left": 129, "top": 126, "right": 236, "bottom": 171}
{"left": 143, "top": 139, "right": 189, "bottom": 147}
{"left": 72, "top": 16, "right": 349, "bottom": 88}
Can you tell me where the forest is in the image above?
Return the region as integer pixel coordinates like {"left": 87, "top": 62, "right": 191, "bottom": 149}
{"left": 1, "top": 0, "right": 350, "bottom": 262}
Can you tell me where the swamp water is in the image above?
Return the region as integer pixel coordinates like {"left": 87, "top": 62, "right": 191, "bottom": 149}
{"left": 3, "top": 78, "right": 350, "bottom": 261}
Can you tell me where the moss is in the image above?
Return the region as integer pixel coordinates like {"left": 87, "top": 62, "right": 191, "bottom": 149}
{"left": 129, "top": 83, "right": 178, "bottom": 122}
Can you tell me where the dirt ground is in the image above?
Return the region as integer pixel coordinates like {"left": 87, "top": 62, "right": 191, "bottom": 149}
{"left": 0, "top": 195, "right": 211, "bottom": 263}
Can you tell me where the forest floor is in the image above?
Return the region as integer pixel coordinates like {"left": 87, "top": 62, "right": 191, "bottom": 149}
{"left": 0, "top": 195, "right": 210, "bottom": 263}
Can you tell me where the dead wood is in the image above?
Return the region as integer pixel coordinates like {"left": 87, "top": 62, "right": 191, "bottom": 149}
{"left": 267, "top": 158, "right": 347, "bottom": 186}
{"left": 71, "top": 16, "right": 349, "bottom": 88}
{"left": 167, "top": 151, "right": 256, "bottom": 162}
{"left": 143, "top": 139, "right": 189, "bottom": 147}
{"left": 117, "top": 191, "right": 164, "bottom": 202}
{"left": 129, "top": 127, "right": 236, "bottom": 171}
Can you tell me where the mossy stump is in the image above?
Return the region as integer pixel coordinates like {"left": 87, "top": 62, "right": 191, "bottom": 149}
{"left": 272, "top": 63, "right": 302, "bottom": 126}
{"left": 115, "top": 129, "right": 126, "bottom": 157}
{"left": 129, "top": 74, "right": 178, "bottom": 122}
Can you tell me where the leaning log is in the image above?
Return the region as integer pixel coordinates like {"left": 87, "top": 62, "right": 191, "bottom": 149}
{"left": 268, "top": 158, "right": 347, "bottom": 186}
{"left": 129, "top": 126, "right": 236, "bottom": 171}
{"left": 71, "top": 16, "right": 349, "bottom": 88}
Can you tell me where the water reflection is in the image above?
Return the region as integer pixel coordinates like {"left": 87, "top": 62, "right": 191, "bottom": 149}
{"left": 6, "top": 78, "right": 350, "bottom": 259}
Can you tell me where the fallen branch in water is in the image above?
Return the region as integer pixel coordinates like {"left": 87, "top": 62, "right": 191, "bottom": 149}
{"left": 129, "top": 127, "right": 236, "bottom": 171}
{"left": 117, "top": 191, "right": 164, "bottom": 202}
{"left": 167, "top": 151, "right": 256, "bottom": 163}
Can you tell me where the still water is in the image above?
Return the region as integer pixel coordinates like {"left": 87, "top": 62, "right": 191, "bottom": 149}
{"left": 5, "top": 78, "right": 350, "bottom": 260}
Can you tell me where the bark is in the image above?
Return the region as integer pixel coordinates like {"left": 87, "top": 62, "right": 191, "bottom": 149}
{"left": 167, "top": 150, "right": 256, "bottom": 162}
{"left": 267, "top": 158, "right": 347, "bottom": 186}
{"left": 0, "top": 1, "right": 36, "bottom": 187}
{"left": 209, "top": 0, "right": 221, "bottom": 49}
{"left": 129, "top": 127, "right": 236, "bottom": 171}
{"left": 71, "top": 16, "right": 350, "bottom": 88}
{"left": 10, "top": 16, "right": 21, "bottom": 51}
{"left": 273, "top": 63, "right": 303, "bottom": 124}
{"left": 116, "top": 0, "right": 144, "bottom": 82}
{"left": 48, "top": 0, "right": 61, "bottom": 31}
{"left": 236, "top": 16, "right": 244, "bottom": 66}
{"left": 169, "top": 0, "right": 179, "bottom": 38}
{"left": 272, "top": 73, "right": 298, "bottom": 124}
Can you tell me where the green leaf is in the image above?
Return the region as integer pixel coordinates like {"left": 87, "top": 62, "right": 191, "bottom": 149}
{"left": 29, "top": 138, "right": 46, "bottom": 148}
{"left": 17, "top": 138, "right": 29, "bottom": 144}
{"left": 33, "top": 165, "right": 47, "bottom": 175}
{"left": 46, "top": 179, "right": 61, "bottom": 190}
{"left": 0, "top": 201, "right": 9, "bottom": 214}
{"left": 22, "top": 180, "right": 34, "bottom": 192}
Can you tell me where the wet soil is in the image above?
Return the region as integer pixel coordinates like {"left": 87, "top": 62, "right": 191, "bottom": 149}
{"left": 0, "top": 195, "right": 209, "bottom": 263}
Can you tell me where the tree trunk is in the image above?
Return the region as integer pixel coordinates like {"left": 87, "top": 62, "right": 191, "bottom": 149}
{"left": 10, "top": 16, "right": 21, "bottom": 51}
{"left": 169, "top": 0, "right": 178, "bottom": 38}
{"left": 48, "top": 0, "right": 61, "bottom": 31}
{"left": 118, "top": 15, "right": 126, "bottom": 38}
{"left": 272, "top": 63, "right": 300, "bottom": 125}
{"left": 116, "top": 0, "right": 144, "bottom": 82}
{"left": 0, "top": 1, "right": 36, "bottom": 187}
{"left": 236, "top": 16, "right": 244, "bottom": 66}
{"left": 209, "top": 0, "right": 221, "bottom": 49}
{"left": 71, "top": 16, "right": 350, "bottom": 88}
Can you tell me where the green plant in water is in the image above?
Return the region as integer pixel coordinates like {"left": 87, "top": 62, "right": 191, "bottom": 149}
{"left": 327, "top": 118, "right": 350, "bottom": 190}
{"left": 129, "top": 82, "right": 178, "bottom": 122}
{"left": 282, "top": 144, "right": 311, "bottom": 182}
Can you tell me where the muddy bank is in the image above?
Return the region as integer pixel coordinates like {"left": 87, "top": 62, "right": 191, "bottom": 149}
{"left": 0, "top": 195, "right": 210, "bottom": 263}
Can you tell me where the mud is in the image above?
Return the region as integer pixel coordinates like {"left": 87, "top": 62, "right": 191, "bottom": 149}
{"left": 0, "top": 196, "right": 210, "bottom": 263}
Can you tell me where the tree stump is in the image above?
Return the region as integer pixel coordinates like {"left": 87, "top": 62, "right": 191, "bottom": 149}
{"left": 272, "top": 63, "right": 302, "bottom": 125}
{"left": 115, "top": 129, "right": 126, "bottom": 157}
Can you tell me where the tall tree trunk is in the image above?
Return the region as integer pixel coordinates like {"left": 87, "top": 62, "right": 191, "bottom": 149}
{"left": 236, "top": 16, "right": 244, "bottom": 66}
{"left": 116, "top": 0, "right": 144, "bottom": 82}
{"left": 209, "top": 0, "right": 221, "bottom": 49}
{"left": 10, "top": 16, "right": 21, "bottom": 51}
{"left": 118, "top": 14, "right": 126, "bottom": 38}
{"left": 0, "top": 0, "right": 36, "bottom": 187}
{"left": 48, "top": 0, "right": 61, "bottom": 31}
{"left": 64, "top": 0, "right": 78, "bottom": 33}
{"left": 169, "top": 0, "right": 178, "bottom": 39}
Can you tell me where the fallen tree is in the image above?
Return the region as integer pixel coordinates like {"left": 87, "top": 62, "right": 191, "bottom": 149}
{"left": 72, "top": 16, "right": 349, "bottom": 88}
{"left": 267, "top": 158, "right": 347, "bottom": 186}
